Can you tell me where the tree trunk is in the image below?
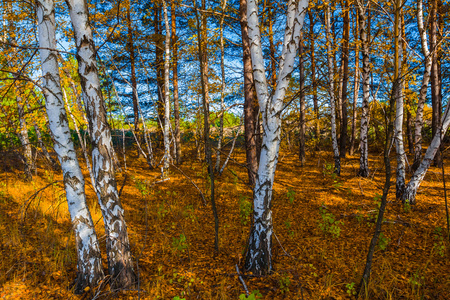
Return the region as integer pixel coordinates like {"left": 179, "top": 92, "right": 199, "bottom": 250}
{"left": 162, "top": 0, "right": 171, "bottom": 171}
{"left": 268, "top": 0, "right": 276, "bottom": 87}
{"left": 430, "top": 0, "right": 442, "bottom": 168}
{"left": 244, "top": 0, "right": 309, "bottom": 274}
{"left": 308, "top": 11, "right": 320, "bottom": 142}
{"left": 155, "top": 3, "right": 165, "bottom": 147}
{"left": 194, "top": 0, "right": 219, "bottom": 253}
{"left": 339, "top": 0, "right": 350, "bottom": 158}
{"left": 240, "top": 0, "right": 259, "bottom": 186}
{"left": 401, "top": 14, "right": 413, "bottom": 156}
{"left": 394, "top": 0, "right": 406, "bottom": 199}
{"left": 171, "top": 1, "right": 181, "bottom": 164}
{"left": 299, "top": 33, "right": 306, "bottom": 166}
{"left": 37, "top": 0, "right": 104, "bottom": 293}
{"left": 402, "top": 105, "right": 450, "bottom": 204}
{"left": 66, "top": 0, "right": 136, "bottom": 289}
{"left": 349, "top": 11, "right": 359, "bottom": 156}
{"left": 16, "top": 96, "right": 34, "bottom": 180}
{"left": 215, "top": 0, "right": 228, "bottom": 172}
{"left": 325, "top": 3, "right": 341, "bottom": 175}
{"left": 357, "top": 2, "right": 370, "bottom": 177}
{"left": 125, "top": 0, "right": 139, "bottom": 132}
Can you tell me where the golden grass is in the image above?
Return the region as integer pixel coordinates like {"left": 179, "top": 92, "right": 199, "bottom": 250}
{"left": 0, "top": 145, "right": 449, "bottom": 299}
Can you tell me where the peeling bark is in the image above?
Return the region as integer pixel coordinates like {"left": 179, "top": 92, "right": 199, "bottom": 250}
{"left": 357, "top": 2, "right": 370, "bottom": 177}
{"left": 162, "top": 0, "right": 171, "bottom": 171}
{"left": 171, "top": 2, "right": 181, "bottom": 164}
{"left": 244, "top": 0, "right": 309, "bottom": 275}
{"left": 393, "top": 0, "right": 406, "bottom": 199}
{"left": 412, "top": 0, "right": 432, "bottom": 171}
{"left": 65, "top": 0, "right": 136, "bottom": 289}
{"left": 325, "top": 3, "right": 340, "bottom": 175}
{"left": 36, "top": 0, "right": 104, "bottom": 293}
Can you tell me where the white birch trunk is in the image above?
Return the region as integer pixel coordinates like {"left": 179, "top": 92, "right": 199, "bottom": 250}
{"left": 162, "top": 0, "right": 171, "bottom": 171}
{"left": 325, "top": 3, "right": 340, "bottom": 174}
{"left": 244, "top": 0, "right": 309, "bottom": 275}
{"left": 413, "top": 0, "right": 432, "bottom": 170}
{"left": 63, "top": 88, "right": 97, "bottom": 191}
{"left": 16, "top": 96, "right": 34, "bottom": 180}
{"left": 66, "top": 0, "right": 136, "bottom": 288}
{"left": 402, "top": 105, "right": 450, "bottom": 204}
{"left": 394, "top": 0, "right": 406, "bottom": 199}
{"left": 357, "top": 3, "right": 370, "bottom": 177}
{"left": 36, "top": 0, "right": 104, "bottom": 293}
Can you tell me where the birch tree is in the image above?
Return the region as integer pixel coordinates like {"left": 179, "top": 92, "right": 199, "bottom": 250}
{"left": 36, "top": 0, "right": 104, "bottom": 292}
{"left": 325, "top": 3, "right": 341, "bottom": 175}
{"left": 412, "top": 0, "right": 432, "bottom": 171}
{"left": 66, "top": 0, "right": 136, "bottom": 289}
{"left": 162, "top": 0, "right": 171, "bottom": 171}
{"left": 393, "top": 0, "right": 406, "bottom": 199}
{"left": 171, "top": 1, "right": 181, "bottom": 164}
{"left": 349, "top": 12, "right": 359, "bottom": 156}
{"left": 357, "top": 0, "right": 370, "bottom": 177}
{"left": 16, "top": 96, "right": 34, "bottom": 180}
{"left": 402, "top": 106, "right": 450, "bottom": 204}
{"left": 244, "top": 0, "right": 309, "bottom": 275}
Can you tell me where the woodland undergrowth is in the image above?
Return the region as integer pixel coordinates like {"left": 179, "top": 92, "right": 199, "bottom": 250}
{"left": 0, "top": 146, "right": 449, "bottom": 299}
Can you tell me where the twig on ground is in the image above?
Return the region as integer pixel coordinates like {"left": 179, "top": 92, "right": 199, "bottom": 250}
{"left": 235, "top": 264, "right": 249, "bottom": 297}
{"left": 358, "top": 181, "right": 365, "bottom": 196}
{"left": 274, "top": 230, "right": 295, "bottom": 259}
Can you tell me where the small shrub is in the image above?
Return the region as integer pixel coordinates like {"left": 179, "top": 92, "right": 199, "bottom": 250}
{"left": 346, "top": 282, "right": 357, "bottom": 296}
{"left": 433, "top": 227, "right": 446, "bottom": 257}
{"left": 239, "top": 290, "right": 262, "bottom": 300}
{"left": 377, "top": 232, "right": 390, "bottom": 250}
{"left": 239, "top": 195, "right": 252, "bottom": 225}
{"left": 279, "top": 274, "right": 291, "bottom": 294}
{"left": 172, "top": 234, "right": 188, "bottom": 254}
{"left": 318, "top": 205, "right": 343, "bottom": 238}
{"left": 286, "top": 188, "right": 295, "bottom": 204}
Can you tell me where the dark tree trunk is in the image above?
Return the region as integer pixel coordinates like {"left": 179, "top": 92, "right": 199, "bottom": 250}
{"left": 171, "top": 2, "right": 181, "bottom": 164}
{"left": 154, "top": 3, "right": 165, "bottom": 147}
{"left": 430, "top": 0, "right": 442, "bottom": 168}
{"left": 308, "top": 11, "right": 320, "bottom": 143}
{"left": 126, "top": 1, "right": 139, "bottom": 133}
{"left": 299, "top": 34, "right": 306, "bottom": 166}
{"left": 240, "top": 0, "right": 259, "bottom": 186}
{"left": 195, "top": 0, "right": 219, "bottom": 253}
{"left": 339, "top": 0, "right": 350, "bottom": 158}
{"left": 349, "top": 10, "right": 359, "bottom": 156}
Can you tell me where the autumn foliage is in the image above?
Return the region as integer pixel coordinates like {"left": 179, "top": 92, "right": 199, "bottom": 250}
{"left": 1, "top": 144, "right": 449, "bottom": 299}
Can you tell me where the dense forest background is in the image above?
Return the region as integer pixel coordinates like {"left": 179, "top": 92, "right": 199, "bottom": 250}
{"left": 0, "top": 0, "right": 450, "bottom": 299}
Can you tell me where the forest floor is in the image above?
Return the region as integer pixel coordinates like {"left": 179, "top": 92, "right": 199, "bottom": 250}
{"left": 0, "top": 145, "right": 449, "bottom": 299}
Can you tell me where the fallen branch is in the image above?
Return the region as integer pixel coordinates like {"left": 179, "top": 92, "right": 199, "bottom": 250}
{"left": 273, "top": 230, "right": 295, "bottom": 259}
{"left": 235, "top": 264, "right": 249, "bottom": 297}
